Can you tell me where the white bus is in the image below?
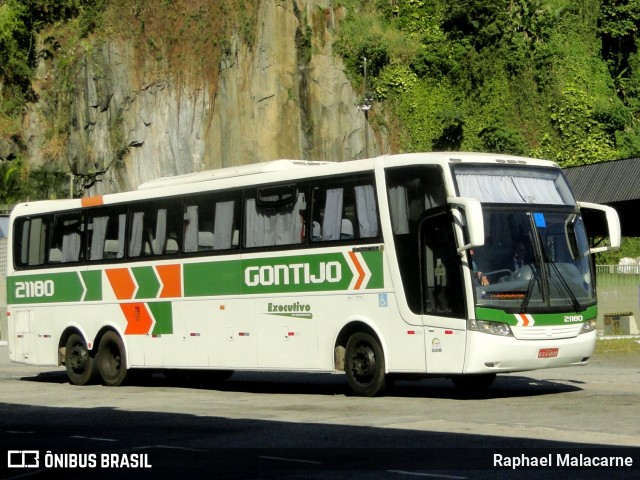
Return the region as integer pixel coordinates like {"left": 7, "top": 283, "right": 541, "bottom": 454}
{"left": 6, "top": 152, "right": 620, "bottom": 396}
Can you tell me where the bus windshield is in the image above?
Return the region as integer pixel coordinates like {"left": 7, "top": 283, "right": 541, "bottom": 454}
{"left": 454, "top": 165, "right": 594, "bottom": 312}
{"left": 469, "top": 208, "right": 594, "bottom": 312}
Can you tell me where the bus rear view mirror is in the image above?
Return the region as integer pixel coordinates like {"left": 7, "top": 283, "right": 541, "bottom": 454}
{"left": 447, "top": 196, "right": 485, "bottom": 253}
{"left": 577, "top": 202, "right": 621, "bottom": 254}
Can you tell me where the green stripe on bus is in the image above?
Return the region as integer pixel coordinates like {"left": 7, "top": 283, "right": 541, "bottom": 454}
{"left": 148, "top": 302, "right": 173, "bottom": 335}
{"left": 183, "top": 251, "right": 384, "bottom": 296}
{"left": 360, "top": 250, "right": 384, "bottom": 289}
{"left": 7, "top": 250, "right": 385, "bottom": 304}
{"left": 132, "top": 266, "right": 160, "bottom": 299}
{"left": 8, "top": 272, "right": 86, "bottom": 304}
{"left": 475, "top": 305, "right": 598, "bottom": 326}
{"left": 81, "top": 270, "right": 102, "bottom": 301}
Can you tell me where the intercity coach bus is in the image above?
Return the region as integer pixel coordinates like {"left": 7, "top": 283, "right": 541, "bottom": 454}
{"left": 6, "top": 152, "right": 620, "bottom": 396}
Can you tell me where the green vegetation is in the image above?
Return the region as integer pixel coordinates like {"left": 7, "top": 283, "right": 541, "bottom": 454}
{"left": 596, "top": 237, "right": 640, "bottom": 264}
{"left": 0, "top": 0, "right": 257, "bottom": 202}
{"left": 595, "top": 336, "right": 640, "bottom": 354}
{"left": 1, "top": 0, "right": 640, "bottom": 211}
{"left": 0, "top": 0, "right": 108, "bottom": 200}
{"left": 335, "top": 0, "right": 640, "bottom": 165}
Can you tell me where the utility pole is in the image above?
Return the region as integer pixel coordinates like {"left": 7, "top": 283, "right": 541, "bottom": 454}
{"left": 357, "top": 57, "right": 373, "bottom": 158}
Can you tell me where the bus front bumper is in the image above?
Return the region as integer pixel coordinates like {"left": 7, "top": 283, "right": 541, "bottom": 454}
{"left": 463, "top": 329, "right": 596, "bottom": 374}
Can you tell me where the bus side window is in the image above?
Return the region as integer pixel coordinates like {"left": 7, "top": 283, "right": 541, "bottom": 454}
{"left": 184, "top": 196, "right": 238, "bottom": 252}
{"left": 88, "top": 210, "right": 127, "bottom": 261}
{"left": 244, "top": 189, "right": 306, "bottom": 248}
{"left": 50, "top": 213, "right": 84, "bottom": 264}
{"left": 311, "top": 182, "right": 378, "bottom": 242}
{"left": 15, "top": 218, "right": 30, "bottom": 267}
{"left": 14, "top": 217, "right": 48, "bottom": 268}
{"left": 129, "top": 204, "right": 181, "bottom": 258}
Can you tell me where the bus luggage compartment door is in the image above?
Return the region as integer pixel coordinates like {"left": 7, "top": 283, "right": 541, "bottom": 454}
{"left": 12, "top": 310, "right": 36, "bottom": 362}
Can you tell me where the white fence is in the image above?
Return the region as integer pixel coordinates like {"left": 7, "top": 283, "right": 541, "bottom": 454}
{"left": 596, "top": 264, "right": 640, "bottom": 275}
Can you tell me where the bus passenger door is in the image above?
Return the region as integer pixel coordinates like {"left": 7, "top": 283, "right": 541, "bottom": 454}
{"left": 420, "top": 211, "right": 467, "bottom": 374}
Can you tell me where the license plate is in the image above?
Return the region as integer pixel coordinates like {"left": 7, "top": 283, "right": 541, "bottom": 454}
{"left": 538, "top": 348, "right": 559, "bottom": 358}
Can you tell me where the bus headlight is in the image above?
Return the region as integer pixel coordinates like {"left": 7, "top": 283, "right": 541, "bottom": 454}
{"left": 580, "top": 318, "right": 597, "bottom": 334}
{"left": 467, "top": 319, "right": 513, "bottom": 336}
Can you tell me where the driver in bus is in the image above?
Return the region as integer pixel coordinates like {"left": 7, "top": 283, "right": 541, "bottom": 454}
{"left": 511, "top": 241, "right": 527, "bottom": 273}
{"left": 470, "top": 249, "right": 489, "bottom": 286}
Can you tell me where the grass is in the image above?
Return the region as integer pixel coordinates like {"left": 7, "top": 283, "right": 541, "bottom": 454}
{"left": 594, "top": 337, "right": 640, "bottom": 354}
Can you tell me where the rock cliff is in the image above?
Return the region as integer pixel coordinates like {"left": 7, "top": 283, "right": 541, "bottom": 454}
{"left": 24, "top": 0, "right": 385, "bottom": 196}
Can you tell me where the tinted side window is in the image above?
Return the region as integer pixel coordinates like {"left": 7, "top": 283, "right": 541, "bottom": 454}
{"left": 385, "top": 166, "right": 447, "bottom": 313}
{"left": 310, "top": 178, "right": 379, "bottom": 242}
{"left": 50, "top": 212, "right": 84, "bottom": 264}
{"left": 184, "top": 194, "right": 239, "bottom": 252}
{"left": 129, "top": 202, "right": 182, "bottom": 258}
{"left": 244, "top": 186, "right": 307, "bottom": 248}
{"left": 87, "top": 209, "right": 127, "bottom": 261}
{"left": 14, "top": 216, "right": 50, "bottom": 268}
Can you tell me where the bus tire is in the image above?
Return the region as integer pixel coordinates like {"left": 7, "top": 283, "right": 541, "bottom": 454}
{"left": 97, "top": 331, "right": 128, "bottom": 386}
{"left": 345, "top": 332, "right": 386, "bottom": 397}
{"left": 64, "top": 334, "right": 97, "bottom": 386}
{"left": 451, "top": 373, "right": 496, "bottom": 391}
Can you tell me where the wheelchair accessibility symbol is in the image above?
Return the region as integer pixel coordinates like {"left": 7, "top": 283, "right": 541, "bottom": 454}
{"left": 379, "top": 293, "right": 388, "bottom": 307}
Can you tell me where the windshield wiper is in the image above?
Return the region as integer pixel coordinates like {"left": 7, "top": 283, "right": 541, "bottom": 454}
{"left": 519, "top": 262, "right": 540, "bottom": 313}
{"left": 546, "top": 257, "right": 582, "bottom": 313}
{"left": 533, "top": 223, "right": 581, "bottom": 314}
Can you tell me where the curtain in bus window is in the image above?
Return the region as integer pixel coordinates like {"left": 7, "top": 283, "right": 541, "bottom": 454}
{"left": 511, "top": 177, "right": 565, "bottom": 204}
{"left": 245, "top": 196, "right": 303, "bottom": 247}
{"left": 90, "top": 216, "right": 109, "bottom": 260}
{"left": 61, "top": 220, "right": 81, "bottom": 262}
{"left": 388, "top": 186, "right": 410, "bottom": 235}
{"left": 153, "top": 209, "right": 168, "bottom": 254}
{"left": 355, "top": 185, "right": 378, "bottom": 238}
{"left": 322, "top": 188, "right": 343, "bottom": 241}
{"left": 274, "top": 193, "right": 304, "bottom": 245}
{"left": 19, "top": 220, "right": 30, "bottom": 265}
{"left": 245, "top": 198, "right": 266, "bottom": 247}
{"left": 184, "top": 205, "right": 199, "bottom": 253}
{"left": 31, "top": 218, "right": 47, "bottom": 266}
{"left": 129, "top": 212, "right": 144, "bottom": 257}
{"left": 213, "top": 200, "right": 234, "bottom": 250}
{"left": 457, "top": 174, "right": 565, "bottom": 204}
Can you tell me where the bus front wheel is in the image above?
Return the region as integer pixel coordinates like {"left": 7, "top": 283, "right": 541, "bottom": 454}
{"left": 97, "top": 331, "right": 128, "bottom": 386}
{"left": 64, "top": 334, "right": 97, "bottom": 386}
{"left": 345, "top": 332, "right": 386, "bottom": 397}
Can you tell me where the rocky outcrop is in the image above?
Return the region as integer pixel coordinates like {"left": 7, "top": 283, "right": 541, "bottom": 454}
{"left": 24, "top": 0, "right": 383, "bottom": 196}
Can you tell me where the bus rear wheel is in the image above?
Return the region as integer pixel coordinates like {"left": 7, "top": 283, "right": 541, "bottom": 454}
{"left": 97, "top": 331, "right": 128, "bottom": 386}
{"left": 345, "top": 332, "right": 386, "bottom": 397}
{"left": 64, "top": 334, "right": 97, "bottom": 386}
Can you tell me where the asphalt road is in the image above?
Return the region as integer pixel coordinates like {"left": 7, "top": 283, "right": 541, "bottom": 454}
{"left": 0, "top": 344, "right": 639, "bottom": 479}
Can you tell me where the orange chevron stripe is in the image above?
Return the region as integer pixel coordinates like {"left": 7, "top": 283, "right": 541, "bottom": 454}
{"left": 121, "top": 302, "right": 154, "bottom": 335}
{"left": 156, "top": 264, "right": 182, "bottom": 298}
{"left": 518, "top": 313, "right": 530, "bottom": 327}
{"left": 106, "top": 268, "right": 136, "bottom": 300}
{"left": 348, "top": 251, "right": 365, "bottom": 290}
{"left": 81, "top": 195, "right": 104, "bottom": 207}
